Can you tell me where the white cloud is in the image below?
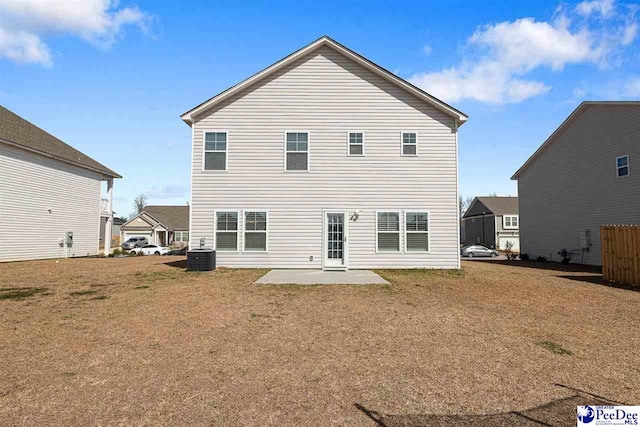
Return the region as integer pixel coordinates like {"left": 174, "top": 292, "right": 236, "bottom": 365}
{"left": 422, "top": 44, "right": 432, "bottom": 56}
{"left": 576, "top": 0, "right": 615, "bottom": 17}
{"left": 0, "top": 28, "right": 51, "bottom": 66}
{"left": 409, "top": 4, "right": 638, "bottom": 105}
{"left": 627, "top": 77, "right": 640, "bottom": 96}
{"left": 0, "top": 0, "right": 150, "bottom": 66}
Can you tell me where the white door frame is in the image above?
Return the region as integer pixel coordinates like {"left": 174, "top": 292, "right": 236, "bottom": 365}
{"left": 322, "top": 209, "right": 349, "bottom": 270}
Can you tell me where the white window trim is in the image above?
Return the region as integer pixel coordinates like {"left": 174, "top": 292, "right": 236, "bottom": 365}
{"left": 283, "top": 130, "right": 310, "bottom": 172}
{"left": 242, "top": 210, "right": 269, "bottom": 252}
{"left": 616, "top": 155, "right": 630, "bottom": 178}
{"left": 214, "top": 210, "right": 240, "bottom": 252}
{"left": 347, "top": 131, "right": 365, "bottom": 156}
{"left": 202, "top": 130, "right": 228, "bottom": 172}
{"left": 404, "top": 210, "right": 430, "bottom": 253}
{"left": 375, "top": 210, "right": 402, "bottom": 253}
{"left": 400, "top": 131, "right": 418, "bottom": 157}
{"left": 503, "top": 215, "right": 519, "bottom": 230}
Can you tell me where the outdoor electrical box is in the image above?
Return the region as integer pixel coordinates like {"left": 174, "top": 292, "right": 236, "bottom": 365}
{"left": 65, "top": 231, "right": 73, "bottom": 247}
{"left": 579, "top": 229, "right": 590, "bottom": 250}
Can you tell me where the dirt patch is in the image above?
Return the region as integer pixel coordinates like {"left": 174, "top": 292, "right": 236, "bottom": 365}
{"left": 0, "top": 256, "right": 638, "bottom": 426}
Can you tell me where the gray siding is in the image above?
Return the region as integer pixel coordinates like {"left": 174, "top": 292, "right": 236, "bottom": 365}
{"left": 0, "top": 143, "right": 102, "bottom": 262}
{"left": 517, "top": 104, "right": 640, "bottom": 265}
{"left": 190, "top": 46, "right": 459, "bottom": 269}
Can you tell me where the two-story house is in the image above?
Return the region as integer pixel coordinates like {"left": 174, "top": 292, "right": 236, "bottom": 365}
{"left": 0, "top": 106, "right": 120, "bottom": 262}
{"left": 512, "top": 101, "right": 639, "bottom": 265}
{"left": 462, "top": 196, "right": 519, "bottom": 251}
{"left": 181, "top": 36, "right": 468, "bottom": 270}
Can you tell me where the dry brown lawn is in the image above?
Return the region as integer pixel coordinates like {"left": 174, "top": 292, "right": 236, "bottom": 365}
{"left": 0, "top": 257, "right": 638, "bottom": 426}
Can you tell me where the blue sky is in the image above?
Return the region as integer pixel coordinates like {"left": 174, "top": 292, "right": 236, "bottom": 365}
{"left": 1, "top": 0, "right": 638, "bottom": 217}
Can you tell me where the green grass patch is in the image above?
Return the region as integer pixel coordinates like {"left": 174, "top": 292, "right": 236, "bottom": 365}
{"left": 69, "top": 290, "right": 98, "bottom": 297}
{"left": 537, "top": 340, "right": 573, "bottom": 356}
{"left": 0, "top": 287, "right": 48, "bottom": 300}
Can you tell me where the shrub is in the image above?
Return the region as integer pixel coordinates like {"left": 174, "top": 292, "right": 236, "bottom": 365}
{"left": 128, "top": 251, "right": 137, "bottom": 257}
{"left": 519, "top": 253, "right": 530, "bottom": 261}
{"left": 504, "top": 241, "right": 518, "bottom": 261}
{"left": 535, "top": 255, "right": 548, "bottom": 262}
{"left": 557, "top": 248, "right": 571, "bottom": 265}
{"left": 112, "top": 248, "right": 122, "bottom": 256}
{"left": 108, "top": 253, "right": 115, "bottom": 258}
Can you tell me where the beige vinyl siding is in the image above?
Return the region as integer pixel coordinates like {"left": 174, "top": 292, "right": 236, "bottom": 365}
{"left": 0, "top": 143, "right": 102, "bottom": 262}
{"left": 517, "top": 104, "right": 640, "bottom": 265}
{"left": 190, "top": 46, "right": 459, "bottom": 268}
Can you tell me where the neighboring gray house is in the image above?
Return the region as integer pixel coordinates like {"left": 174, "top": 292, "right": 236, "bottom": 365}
{"left": 512, "top": 101, "right": 640, "bottom": 265}
{"left": 0, "top": 106, "right": 120, "bottom": 262}
{"left": 462, "top": 197, "right": 519, "bottom": 251}
{"left": 181, "top": 36, "right": 468, "bottom": 270}
{"left": 120, "top": 206, "right": 189, "bottom": 247}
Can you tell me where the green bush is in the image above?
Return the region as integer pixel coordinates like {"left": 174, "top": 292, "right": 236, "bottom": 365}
{"left": 128, "top": 251, "right": 137, "bottom": 257}
{"left": 112, "top": 248, "right": 122, "bottom": 256}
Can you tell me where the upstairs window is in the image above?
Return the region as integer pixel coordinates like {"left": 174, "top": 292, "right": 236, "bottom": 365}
{"left": 402, "top": 132, "right": 417, "bottom": 156}
{"left": 405, "top": 212, "right": 429, "bottom": 252}
{"left": 216, "top": 211, "right": 238, "bottom": 251}
{"left": 204, "top": 132, "right": 227, "bottom": 170}
{"left": 244, "top": 211, "right": 268, "bottom": 251}
{"left": 348, "top": 132, "right": 364, "bottom": 156}
{"left": 503, "top": 215, "right": 519, "bottom": 229}
{"left": 285, "top": 132, "right": 309, "bottom": 171}
{"left": 617, "top": 155, "right": 629, "bottom": 177}
{"left": 377, "top": 212, "right": 400, "bottom": 252}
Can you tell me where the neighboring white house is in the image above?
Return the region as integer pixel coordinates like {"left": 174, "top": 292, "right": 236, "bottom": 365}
{"left": 462, "top": 197, "right": 519, "bottom": 251}
{"left": 181, "top": 36, "right": 468, "bottom": 269}
{"left": 120, "top": 205, "right": 189, "bottom": 247}
{"left": 512, "top": 101, "right": 640, "bottom": 265}
{"left": 0, "top": 106, "right": 120, "bottom": 262}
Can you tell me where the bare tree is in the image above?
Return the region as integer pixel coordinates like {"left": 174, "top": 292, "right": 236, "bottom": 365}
{"left": 133, "top": 194, "right": 148, "bottom": 215}
{"left": 459, "top": 195, "right": 474, "bottom": 218}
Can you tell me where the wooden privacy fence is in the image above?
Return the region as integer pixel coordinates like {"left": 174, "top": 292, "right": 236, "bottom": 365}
{"left": 601, "top": 225, "right": 640, "bottom": 286}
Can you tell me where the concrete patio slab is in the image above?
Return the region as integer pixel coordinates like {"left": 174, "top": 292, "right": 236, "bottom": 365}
{"left": 255, "top": 269, "right": 390, "bottom": 285}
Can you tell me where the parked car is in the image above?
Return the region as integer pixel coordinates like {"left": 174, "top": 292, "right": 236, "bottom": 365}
{"left": 461, "top": 245, "right": 499, "bottom": 258}
{"left": 121, "top": 237, "right": 148, "bottom": 250}
{"left": 130, "top": 244, "right": 169, "bottom": 256}
{"left": 167, "top": 247, "right": 187, "bottom": 256}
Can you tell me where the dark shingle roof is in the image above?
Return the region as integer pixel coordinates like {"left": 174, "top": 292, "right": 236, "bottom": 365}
{"left": 0, "top": 105, "right": 120, "bottom": 178}
{"left": 475, "top": 197, "right": 519, "bottom": 215}
{"left": 142, "top": 206, "right": 189, "bottom": 231}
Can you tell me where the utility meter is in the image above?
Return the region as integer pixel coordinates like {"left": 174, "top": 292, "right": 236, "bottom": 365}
{"left": 65, "top": 231, "right": 73, "bottom": 247}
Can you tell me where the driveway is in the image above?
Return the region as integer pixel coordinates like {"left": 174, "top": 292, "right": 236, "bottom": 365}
{"left": 0, "top": 257, "right": 637, "bottom": 426}
{"left": 462, "top": 254, "right": 508, "bottom": 261}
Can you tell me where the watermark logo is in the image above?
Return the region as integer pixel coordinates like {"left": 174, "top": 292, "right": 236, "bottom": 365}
{"left": 577, "top": 406, "right": 595, "bottom": 423}
{"left": 577, "top": 406, "right": 640, "bottom": 426}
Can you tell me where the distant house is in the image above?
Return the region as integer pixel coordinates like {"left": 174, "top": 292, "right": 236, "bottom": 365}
{"left": 120, "top": 206, "right": 189, "bottom": 247}
{"left": 512, "top": 101, "right": 639, "bottom": 265}
{"left": 0, "top": 106, "right": 120, "bottom": 262}
{"left": 462, "top": 197, "right": 519, "bottom": 251}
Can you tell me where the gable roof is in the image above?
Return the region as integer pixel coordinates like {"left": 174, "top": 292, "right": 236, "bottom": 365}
{"left": 141, "top": 205, "right": 189, "bottom": 231}
{"left": 464, "top": 196, "right": 518, "bottom": 217}
{"left": 511, "top": 101, "right": 640, "bottom": 180}
{"left": 0, "top": 105, "right": 121, "bottom": 178}
{"left": 180, "top": 36, "right": 468, "bottom": 126}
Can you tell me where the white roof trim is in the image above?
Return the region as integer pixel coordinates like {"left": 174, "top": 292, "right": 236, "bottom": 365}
{"left": 181, "top": 36, "right": 468, "bottom": 126}
{"left": 512, "top": 101, "right": 640, "bottom": 180}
